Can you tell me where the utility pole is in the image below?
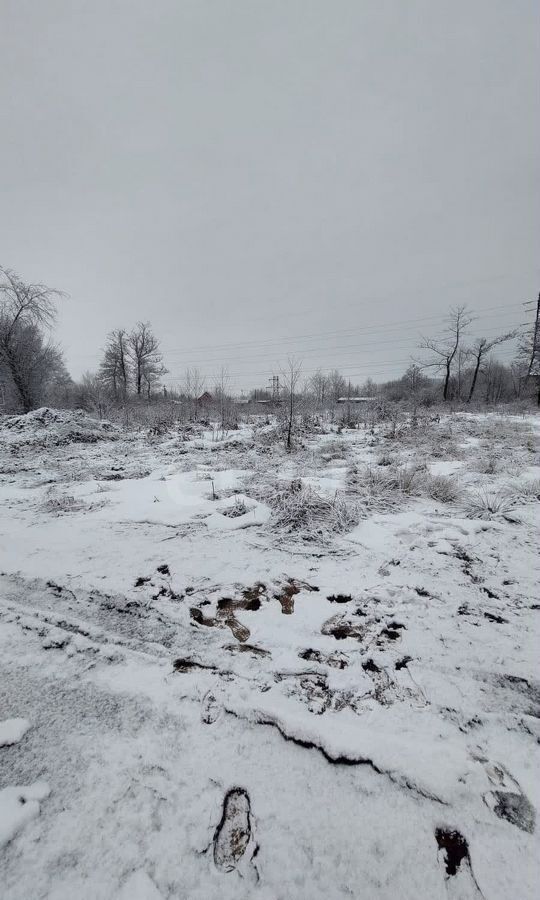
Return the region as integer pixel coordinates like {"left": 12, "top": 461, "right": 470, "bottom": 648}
{"left": 524, "top": 293, "right": 540, "bottom": 405}
{"left": 525, "top": 293, "right": 540, "bottom": 377}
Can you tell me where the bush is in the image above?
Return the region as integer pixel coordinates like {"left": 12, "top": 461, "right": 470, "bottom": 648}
{"left": 504, "top": 478, "right": 540, "bottom": 503}
{"left": 317, "top": 439, "right": 349, "bottom": 462}
{"left": 426, "top": 474, "right": 462, "bottom": 504}
{"left": 394, "top": 463, "right": 425, "bottom": 495}
{"left": 461, "top": 488, "right": 519, "bottom": 522}
{"left": 254, "top": 478, "right": 360, "bottom": 542}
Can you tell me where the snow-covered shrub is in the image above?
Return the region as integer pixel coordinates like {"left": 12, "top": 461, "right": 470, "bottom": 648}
{"left": 472, "top": 455, "right": 500, "bottom": 475}
{"left": 426, "top": 474, "right": 462, "bottom": 504}
{"left": 254, "top": 478, "right": 360, "bottom": 542}
{"left": 504, "top": 478, "right": 540, "bottom": 503}
{"left": 317, "top": 439, "right": 349, "bottom": 462}
{"left": 347, "top": 462, "right": 426, "bottom": 507}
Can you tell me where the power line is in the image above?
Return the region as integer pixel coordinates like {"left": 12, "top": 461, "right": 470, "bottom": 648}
{"left": 72, "top": 305, "right": 526, "bottom": 365}
{"left": 158, "top": 302, "right": 526, "bottom": 358}
{"left": 174, "top": 270, "right": 539, "bottom": 332}
{"left": 159, "top": 346, "right": 522, "bottom": 386}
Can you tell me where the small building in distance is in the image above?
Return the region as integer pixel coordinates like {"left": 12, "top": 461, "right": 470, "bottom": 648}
{"left": 336, "top": 396, "right": 375, "bottom": 404}
{"left": 197, "top": 391, "right": 213, "bottom": 406}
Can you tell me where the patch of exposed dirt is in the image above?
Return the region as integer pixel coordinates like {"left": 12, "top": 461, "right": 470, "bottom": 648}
{"left": 224, "top": 643, "right": 270, "bottom": 658}
{"left": 395, "top": 655, "right": 412, "bottom": 670}
{"left": 189, "top": 607, "right": 217, "bottom": 628}
{"left": 377, "top": 622, "right": 406, "bottom": 644}
{"left": 152, "top": 585, "right": 183, "bottom": 601}
{"left": 483, "top": 611, "right": 508, "bottom": 624}
{"left": 134, "top": 576, "right": 151, "bottom": 587}
{"left": 274, "top": 671, "right": 331, "bottom": 715}
{"left": 225, "top": 617, "right": 250, "bottom": 643}
{"left": 321, "top": 614, "right": 364, "bottom": 641}
{"left": 298, "top": 648, "right": 349, "bottom": 669}
{"left": 173, "top": 658, "right": 217, "bottom": 673}
{"left": 273, "top": 578, "right": 319, "bottom": 615}
{"left": 435, "top": 828, "right": 470, "bottom": 877}
{"left": 362, "top": 658, "right": 380, "bottom": 673}
{"left": 241, "top": 582, "right": 266, "bottom": 603}
{"left": 490, "top": 791, "right": 536, "bottom": 833}
{"left": 217, "top": 596, "right": 261, "bottom": 613}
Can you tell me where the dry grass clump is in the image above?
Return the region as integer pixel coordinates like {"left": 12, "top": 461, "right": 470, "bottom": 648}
{"left": 504, "top": 478, "right": 540, "bottom": 503}
{"left": 317, "top": 439, "right": 349, "bottom": 462}
{"left": 221, "top": 496, "right": 249, "bottom": 518}
{"left": 40, "top": 488, "right": 108, "bottom": 516}
{"left": 394, "top": 463, "right": 426, "bottom": 494}
{"left": 253, "top": 477, "right": 360, "bottom": 542}
{"left": 471, "top": 454, "right": 500, "bottom": 475}
{"left": 426, "top": 474, "right": 463, "bottom": 504}
{"left": 347, "top": 462, "right": 427, "bottom": 511}
{"left": 429, "top": 440, "right": 461, "bottom": 460}
{"left": 376, "top": 452, "right": 395, "bottom": 467}
{"left": 41, "top": 493, "right": 85, "bottom": 514}
{"left": 461, "top": 487, "right": 519, "bottom": 522}
{"left": 347, "top": 465, "right": 396, "bottom": 512}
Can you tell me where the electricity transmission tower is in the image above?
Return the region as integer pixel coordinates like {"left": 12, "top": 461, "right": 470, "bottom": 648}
{"left": 269, "top": 375, "right": 280, "bottom": 402}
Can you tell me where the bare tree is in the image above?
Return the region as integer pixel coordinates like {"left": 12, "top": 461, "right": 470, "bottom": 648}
{"left": 99, "top": 328, "right": 130, "bottom": 399}
{"left": 419, "top": 305, "right": 473, "bottom": 401}
{"left": 184, "top": 367, "right": 206, "bottom": 420}
{"left": 281, "top": 359, "right": 302, "bottom": 450}
{"left": 142, "top": 363, "right": 167, "bottom": 400}
{"left": 213, "top": 366, "right": 231, "bottom": 429}
{"left": 401, "top": 364, "right": 426, "bottom": 397}
{"left": 77, "top": 372, "right": 110, "bottom": 418}
{"left": 128, "top": 322, "right": 165, "bottom": 397}
{"left": 466, "top": 332, "right": 516, "bottom": 402}
{"left": 360, "top": 377, "right": 377, "bottom": 398}
{"left": 327, "top": 369, "right": 346, "bottom": 403}
{"left": 482, "top": 359, "right": 509, "bottom": 404}
{"left": 309, "top": 369, "right": 329, "bottom": 408}
{"left": 0, "top": 267, "right": 64, "bottom": 411}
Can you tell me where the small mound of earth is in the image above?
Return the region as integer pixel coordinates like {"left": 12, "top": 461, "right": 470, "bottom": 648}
{"left": 0, "top": 407, "right": 120, "bottom": 447}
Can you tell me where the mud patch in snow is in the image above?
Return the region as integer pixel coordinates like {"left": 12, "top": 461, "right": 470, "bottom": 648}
{"left": 213, "top": 788, "right": 254, "bottom": 873}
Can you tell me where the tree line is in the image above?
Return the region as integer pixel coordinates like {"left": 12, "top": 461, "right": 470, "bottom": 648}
{"left": 1, "top": 266, "right": 539, "bottom": 415}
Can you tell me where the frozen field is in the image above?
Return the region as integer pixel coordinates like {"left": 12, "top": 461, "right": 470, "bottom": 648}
{"left": 1, "top": 407, "right": 539, "bottom": 899}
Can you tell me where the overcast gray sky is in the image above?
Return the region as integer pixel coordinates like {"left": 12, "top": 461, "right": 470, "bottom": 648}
{"left": 1, "top": 0, "right": 539, "bottom": 392}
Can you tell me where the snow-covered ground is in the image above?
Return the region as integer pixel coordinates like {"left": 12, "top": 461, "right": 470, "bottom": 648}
{"left": 1, "top": 408, "right": 539, "bottom": 899}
